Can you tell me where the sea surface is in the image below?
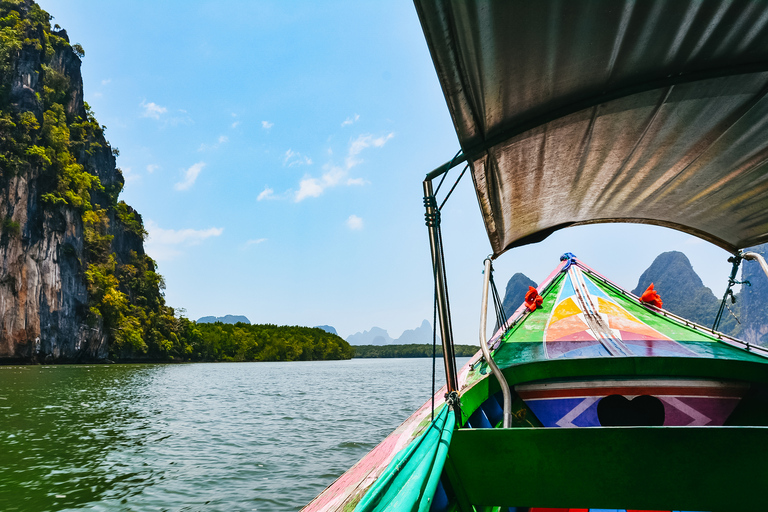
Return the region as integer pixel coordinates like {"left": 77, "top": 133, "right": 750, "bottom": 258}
{"left": 0, "top": 357, "right": 470, "bottom": 511}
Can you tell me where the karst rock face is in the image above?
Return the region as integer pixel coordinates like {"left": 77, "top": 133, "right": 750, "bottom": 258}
{"left": 0, "top": 1, "right": 145, "bottom": 362}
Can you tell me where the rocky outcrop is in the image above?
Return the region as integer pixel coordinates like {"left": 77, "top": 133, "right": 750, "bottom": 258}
{"left": 630, "top": 251, "right": 739, "bottom": 335}
{"left": 501, "top": 272, "right": 538, "bottom": 319}
{"left": 0, "top": 1, "right": 146, "bottom": 362}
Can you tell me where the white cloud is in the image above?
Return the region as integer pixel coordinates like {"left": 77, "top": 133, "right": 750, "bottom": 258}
{"left": 146, "top": 164, "right": 159, "bottom": 173}
{"left": 174, "top": 162, "right": 205, "bottom": 191}
{"left": 347, "top": 215, "right": 363, "bottom": 230}
{"left": 92, "top": 92, "right": 103, "bottom": 98}
{"left": 284, "top": 149, "right": 312, "bottom": 167}
{"left": 245, "top": 238, "right": 267, "bottom": 246}
{"left": 295, "top": 178, "right": 325, "bottom": 201}
{"left": 346, "top": 177, "right": 367, "bottom": 186}
{"left": 257, "top": 187, "right": 274, "bottom": 201}
{"left": 346, "top": 133, "right": 394, "bottom": 169}
{"left": 341, "top": 114, "right": 360, "bottom": 127}
{"left": 218, "top": 135, "right": 228, "bottom": 144}
{"left": 145, "top": 220, "right": 224, "bottom": 261}
{"left": 101, "top": 78, "right": 111, "bottom": 86}
{"left": 231, "top": 121, "right": 241, "bottom": 129}
{"left": 262, "top": 120, "right": 274, "bottom": 129}
{"left": 294, "top": 166, "right": 345, "bottom": 202}
{"left": 140, "top": 100, "right": 167, "bottom": 120}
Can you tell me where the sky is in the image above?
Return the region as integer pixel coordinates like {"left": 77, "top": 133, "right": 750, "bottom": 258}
{"left": 41, "top": 0, "right": 739, "bottom": 343}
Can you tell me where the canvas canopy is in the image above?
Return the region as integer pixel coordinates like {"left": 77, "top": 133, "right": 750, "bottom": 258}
{"left": 415, "top": 0, "right": 768, "bottom": 257}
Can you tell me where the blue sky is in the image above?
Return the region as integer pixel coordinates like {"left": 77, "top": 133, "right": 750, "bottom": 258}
{"left": 42, "top": 0, "right": 737, "bottom": 342}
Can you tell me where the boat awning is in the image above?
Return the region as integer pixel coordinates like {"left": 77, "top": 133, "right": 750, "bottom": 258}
{"left": 415, "top": 0, "right": 768, "bottom": 257}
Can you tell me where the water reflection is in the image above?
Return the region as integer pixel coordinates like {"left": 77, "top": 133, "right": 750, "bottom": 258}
{"left": 0, "top": 359, "right": 466, "bottom": 511}
{"left": 0, "top": 365, "right": 159, "bottom": 510}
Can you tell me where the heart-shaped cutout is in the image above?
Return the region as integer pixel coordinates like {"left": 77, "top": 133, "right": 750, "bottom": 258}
{"left": 597, "top": 394, "right": 665, "bottom": 426}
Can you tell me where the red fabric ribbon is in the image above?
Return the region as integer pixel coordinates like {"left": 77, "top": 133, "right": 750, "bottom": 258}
{"left": 524, "top": 286, "right": 543, "bottom": 312}
{"left": 640, "top": 283, "right": 663, "bottom": 308}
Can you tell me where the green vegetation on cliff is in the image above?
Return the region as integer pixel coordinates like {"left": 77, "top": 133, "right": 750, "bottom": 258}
{"left": 0, "top": 2, "right": 359, "bottom": 363}
{"left": 0, "top": 1, "right": 176, "bottom": 359}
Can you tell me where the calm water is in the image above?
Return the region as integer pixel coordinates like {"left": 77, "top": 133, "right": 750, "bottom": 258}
{"left": 0, "top": 358, "right": 470, "bottom": 511}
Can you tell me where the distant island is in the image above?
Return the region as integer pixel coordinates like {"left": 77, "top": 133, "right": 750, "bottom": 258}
{"left": 346, "top": 319, "right": 435, "bottom": 346}
{"left": 314, "top": 325, "right": 338, "bottom": 335}
{"left": 197, "top": 315, "right": 251, "bottom": 325}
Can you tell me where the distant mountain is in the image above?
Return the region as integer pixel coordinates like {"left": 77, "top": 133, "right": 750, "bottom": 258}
{"left": 346, "top": 326, "right": 393, "bottom": 346}
{"left": 314, "top": 325, "right": 338, "bottom": 335}
{"left": 346, "top": 320, "right": 440, "bottom": 346}
{"left": 197, "top": 315, "right": 251, "bottom": 325}
{"left": 395, "top": 319, "right": 437, "bottom": 345}
{"left": 501, "top": 272, "right": 538, "bottom": 319}
{"left": 631, "top": 251, "right": 738, "bottom": 335}
{"left": 739, "top": 243, "right": 768, "bottom": 345}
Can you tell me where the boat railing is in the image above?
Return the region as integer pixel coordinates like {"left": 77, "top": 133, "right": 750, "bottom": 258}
{"left": 743, "top": 251, "right": 768, "bottom": 281}
{"left": 479, "top": 257, "right": 513, "bottom": 428}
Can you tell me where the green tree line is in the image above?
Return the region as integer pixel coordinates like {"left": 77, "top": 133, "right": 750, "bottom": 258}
{"left": 353, "top": 344, "right": 478, "bottom": 358}
{"left": 190, "top": 323, "right": 354, "bottom": 362}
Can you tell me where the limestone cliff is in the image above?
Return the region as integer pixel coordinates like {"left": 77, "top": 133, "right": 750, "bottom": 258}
{"left": 0, "top": 1, "right": 153, "bottom": 362}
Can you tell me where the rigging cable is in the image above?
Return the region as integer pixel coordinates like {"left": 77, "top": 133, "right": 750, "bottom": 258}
{"left": 489, "top": 265, "right": 507, "bottom": 333}
{"left": 433, "top": 149, "right": 463, "bottom": 197}
{"left": 439, "top": 164, "right": 469, "bottom": 211}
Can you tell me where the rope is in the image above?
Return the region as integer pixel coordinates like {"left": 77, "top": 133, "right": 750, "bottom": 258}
{"left": 445, "top": 390, "right": 460, "bottom": 408}
{"left": 439, "top": 164, "right": 468, "bottom": 211}
{"left": 490, "top": 269, "right": 507, "bottom": 332}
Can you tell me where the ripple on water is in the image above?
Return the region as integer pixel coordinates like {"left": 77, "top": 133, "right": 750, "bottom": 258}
{"left": 0, "top": 358, "right": 468, "bottom": 511}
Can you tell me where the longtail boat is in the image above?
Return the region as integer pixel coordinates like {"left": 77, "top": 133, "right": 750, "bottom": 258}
{"left": 303, "top": 1, "right": 768, "bottom": 511}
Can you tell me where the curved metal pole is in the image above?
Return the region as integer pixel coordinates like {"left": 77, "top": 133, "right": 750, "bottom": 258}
{"left": 480, "top": 258, "right": 513, "bottom": 428}
{"left": 743, "top": 252, "right": 768, "bottom": 280}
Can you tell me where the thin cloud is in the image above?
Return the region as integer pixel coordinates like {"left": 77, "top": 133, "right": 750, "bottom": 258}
{"left": 231, "top": 121, "right": 241, "bottom": 129}
{"left": 341, "top": 114, "right": 360, "bottom": 127}
{"left": 257, "top": 187, "right": 274, "bottom": 201}
{"left": 262, "top": 121, "right": 274, "bottom": 130}
{"left": 198, "top": 135, "right": 228, "bottom": 152}
{"left": 174, "top": 161, "right": 205, "bottom": 191}
{"left": 121, "top": 167, "right": 140, "bottom": 184}
{"left": 245, "top": 238, "right": 267, "bottom": 246}
{"left": 145, "top": 220, "right": 223, "bottom": 261}
{"left": 146, "top": 164, "right": 159, "bottom": 173}
{"left": 284, "top": 149, "right": 312, "bottom": 167}
{"left": 347, "top": 215, "right": 363, "bottom": 230}
{"left": 293, "top": 132, "right": 393, "bottom": 202}
{"left": 346, "top": 133, "right": 394, "bottom": 169}
{"left": 140, "top": 100, "right": 167, "bottom": 120}
{"left": 101, "top": 78, "right": 111, "bottom": 85}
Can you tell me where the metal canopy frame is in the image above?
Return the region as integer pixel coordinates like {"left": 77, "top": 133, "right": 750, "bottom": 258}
{"left": 416, "top": 0, "right": 768, "bottom": 258}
